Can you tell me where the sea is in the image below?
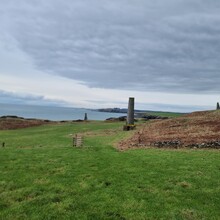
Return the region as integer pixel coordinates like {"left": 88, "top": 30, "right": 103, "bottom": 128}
{"left": 0, "top": 103, "right": 126, "bottom": 121}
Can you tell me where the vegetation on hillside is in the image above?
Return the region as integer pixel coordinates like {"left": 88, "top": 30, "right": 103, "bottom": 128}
{"left": 119, "top": 110, "right": 220, "bottom": 150}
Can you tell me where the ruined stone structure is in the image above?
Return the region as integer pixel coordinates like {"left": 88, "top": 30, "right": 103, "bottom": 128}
{"left": 84, "top": 113, "right": 88, "bottom": 121}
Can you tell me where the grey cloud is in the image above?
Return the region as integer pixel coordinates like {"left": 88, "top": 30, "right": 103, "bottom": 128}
{"left": 1, "top": 0, "right": 220, "bottom": 93}
{"left": 136, "top": 102, "right": 214, "bottom": 113}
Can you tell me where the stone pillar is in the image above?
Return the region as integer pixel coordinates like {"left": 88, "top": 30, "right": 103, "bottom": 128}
{"left": 84, "top": 113, "right": 88, "bottom": 121}
{"left": 127, "top": 97, "right": 135, "bottom": 125}
{"left": 217, "top": 102, "right": 220, "bottom": 110}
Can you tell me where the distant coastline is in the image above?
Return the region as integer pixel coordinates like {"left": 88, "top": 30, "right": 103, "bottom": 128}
{"left": 96, "top": 107, "right": 184, "bottom": 114}
{"left": 97, "top": 108, "right": 128, "bottom": 113}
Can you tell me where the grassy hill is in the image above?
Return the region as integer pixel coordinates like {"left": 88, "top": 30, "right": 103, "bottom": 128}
{"left": 0, "top": 120, "right": 220, "bottom": 219}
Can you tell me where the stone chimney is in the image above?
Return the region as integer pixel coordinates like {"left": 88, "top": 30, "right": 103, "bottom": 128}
{"left": 127, "top": 97, "right": 135, "bottom": 125}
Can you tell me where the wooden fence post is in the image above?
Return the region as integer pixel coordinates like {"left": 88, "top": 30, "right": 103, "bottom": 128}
{"left": 73, "top": 134, "right": 83, "bottom": 147}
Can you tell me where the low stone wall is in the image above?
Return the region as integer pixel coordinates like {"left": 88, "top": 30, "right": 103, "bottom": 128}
{"left": 153, "top": 140, "right": 182, "bottom": 148}
{"left": 153, "top": 140, "right": 220, "bottom": 149}
{"left": 188, "top": 141, "right": 220, "bottom": 149}
{"left": 129, "top": 140, "right": 220, "bottom": 149}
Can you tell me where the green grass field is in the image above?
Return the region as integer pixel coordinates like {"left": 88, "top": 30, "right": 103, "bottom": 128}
{"left": 138, "top": 111, "right": 185, "bottom": 118}
{"left": 0, "top": 121, "right": 220, "bottom": 219}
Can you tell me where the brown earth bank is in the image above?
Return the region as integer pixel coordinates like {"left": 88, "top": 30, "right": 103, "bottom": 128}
{"left": 0, "top": 116, "right": 91, "bottom": 130}
{"left": 118, "top": 110, "right": 220, "bottom": 150}
{"left": 0, "top": 116, "right": 53, "bottom": 130}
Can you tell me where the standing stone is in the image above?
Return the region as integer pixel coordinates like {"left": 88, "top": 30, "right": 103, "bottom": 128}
{"left": 217, "top": 102, "right": 220, "bottom": 110}
{"left": 127, "top": 97, "right": 135, "bottom": 125}
{"left": 84, "top": 113, "right": 88, "bottom": 121}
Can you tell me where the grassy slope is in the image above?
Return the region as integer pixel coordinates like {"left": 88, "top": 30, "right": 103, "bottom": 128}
{"left": 140, "top": 111, "right": 185, "bottom": 118}
{"left": 0, "top": 121, "right": 220, "bottom": 220}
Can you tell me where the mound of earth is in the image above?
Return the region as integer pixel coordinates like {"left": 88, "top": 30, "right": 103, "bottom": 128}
{"left": 118, "top": 110, "right": 220, "bottom": 150}
{"left": 0, "top": 116, "right": 52, "bottom": 130}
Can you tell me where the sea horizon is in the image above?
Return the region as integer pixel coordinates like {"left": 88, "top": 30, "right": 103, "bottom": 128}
{"left": 0, "top": 103, "right": 126, "bottom": 121}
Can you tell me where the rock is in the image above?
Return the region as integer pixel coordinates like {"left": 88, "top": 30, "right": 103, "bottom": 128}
{"left": 118, "top": 116, "right": 127, "bottom": 121}
{"left": 153, "top": 140, "right": 182, "bottom": 148}
{"left": 141, "top": 115, "right": 168, "bottom": 120}
{"left": 187, "top": 141, "right": 220, "bottom": 149}
{"left": 106, "top": 116, "right": 127, "bottom": 121}
{"left": 105, "top": 117, "right": 116, "bottom": 121}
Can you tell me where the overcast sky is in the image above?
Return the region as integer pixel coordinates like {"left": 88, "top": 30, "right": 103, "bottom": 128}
{"left": 0, "top": 0, "right": 220, "bottom": 112}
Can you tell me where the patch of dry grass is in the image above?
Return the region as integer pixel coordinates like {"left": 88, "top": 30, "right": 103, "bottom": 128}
{"left": 119, "top": 110, "right": 220, "bottom": 149}
{"left": 0, "top": 117, "right": 51, "bottom": 130}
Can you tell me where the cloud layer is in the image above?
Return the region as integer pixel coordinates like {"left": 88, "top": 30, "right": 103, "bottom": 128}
{"left": 0, "top": 90, "right": 67, "bottom": 106}
{"left": 1, "top": 0, "right": 220, "bottom": 93}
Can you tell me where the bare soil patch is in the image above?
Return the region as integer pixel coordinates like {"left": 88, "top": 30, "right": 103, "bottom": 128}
{"left": 118, "top": 110, "right": 220, "bottom": 150}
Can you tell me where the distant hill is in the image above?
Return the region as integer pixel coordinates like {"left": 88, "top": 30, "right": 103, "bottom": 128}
{"left": 119, "top": 110, "right": 220, "bottom": 150}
